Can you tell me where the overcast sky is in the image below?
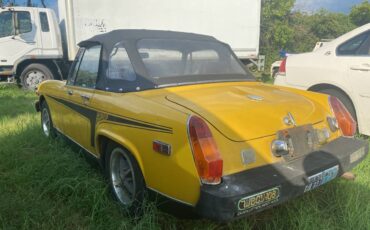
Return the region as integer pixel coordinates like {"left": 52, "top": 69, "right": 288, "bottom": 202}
{"left": 294, "top": 0, "right": 366, "bottom": 13}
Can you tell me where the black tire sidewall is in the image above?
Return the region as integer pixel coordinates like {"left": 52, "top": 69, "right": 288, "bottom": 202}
{"left": 40, "top": 100, "right": 56, "bottom": 138}
{"left": 105, "top": 143, "right": 145, "bottom": 216}
{"left": 20, "top": 64, "right": 53, "bottom": 90}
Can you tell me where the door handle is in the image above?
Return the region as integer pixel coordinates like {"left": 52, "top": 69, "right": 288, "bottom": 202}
{"left": 350, "top": 64, "right": 370, "bottom": 71}
{"left": 67, "top": 90, "right": 73, "bottom": 95}
{"left": 80, "top": 94, "right": 90, "bottom": 101}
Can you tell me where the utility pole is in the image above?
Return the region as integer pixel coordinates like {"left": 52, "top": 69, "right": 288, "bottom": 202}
{"left": 40, "top": 0, "right": 46, "bottom": 8}
{"left": 26, "top": 0, "right": 31, "bottom": 7}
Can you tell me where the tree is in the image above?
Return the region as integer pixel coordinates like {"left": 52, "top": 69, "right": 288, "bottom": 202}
{"left": 350, "top": 1, "right": 370, "bottom": 26}
{"left": 260, "top": 0, "right": 295, "bottom": 67}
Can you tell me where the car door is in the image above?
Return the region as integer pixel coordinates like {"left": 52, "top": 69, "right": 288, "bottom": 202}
{"left": 62, "top": 45, "right": 102, "bottom": 153}
{"left": 336, "top": 30, "right": 370, "bottom": 134}
{"left": 0, "top": 9, "right": 37, "bottom": 66}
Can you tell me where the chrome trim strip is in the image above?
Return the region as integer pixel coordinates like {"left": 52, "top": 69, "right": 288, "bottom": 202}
{"left": 146, "top": 186, "right": 194, "bottom": 207}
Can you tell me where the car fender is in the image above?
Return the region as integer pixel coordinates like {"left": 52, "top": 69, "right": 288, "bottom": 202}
{"left": 95, "top": 126, "right": 146, "bottom": 179}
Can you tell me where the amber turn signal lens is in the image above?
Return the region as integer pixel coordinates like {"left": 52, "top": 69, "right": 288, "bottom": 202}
{"left": 329, "top": 96, "right": 356, "bottom": 137}
{"left": 188, "top": 116, "right": 223, "bottom": 185}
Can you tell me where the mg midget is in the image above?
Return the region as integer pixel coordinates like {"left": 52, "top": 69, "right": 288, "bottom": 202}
{"left": 35, "top": 30, "right": 368, "bottom": 221}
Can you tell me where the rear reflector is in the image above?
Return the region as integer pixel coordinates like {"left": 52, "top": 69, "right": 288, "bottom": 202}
{"left": 329, "top": 96, "right": 356, "bottom": 137}
{"left": 153, "top": 140, "right": 171, "bottom": 156}
{"left": 188, "top": 116, "right": 223, "bottom": 185}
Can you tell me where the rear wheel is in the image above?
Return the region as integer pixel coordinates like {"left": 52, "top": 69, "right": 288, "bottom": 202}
{"left": 20, "top": 64, "right": 53, "bottom": 90}
{"left": 105, "top": 144, "right": 145, "bottom": 215}
{"left": 40, "top": 101, "right": 56, "bottom": 138}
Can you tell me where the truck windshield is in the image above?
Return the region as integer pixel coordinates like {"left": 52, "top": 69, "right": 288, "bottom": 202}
{"left": 0, "top": 11, "right": 13, "bottom": 38}
{"left": 137, "top": 39, "right": 254, "bottom": 85}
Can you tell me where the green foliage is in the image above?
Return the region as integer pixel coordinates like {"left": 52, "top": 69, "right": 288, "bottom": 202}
{"left": 260, "top": 1, "right": 358, "bottom": 72}
{"left": 350, "top": 1, "right": 370, "bottom": 26}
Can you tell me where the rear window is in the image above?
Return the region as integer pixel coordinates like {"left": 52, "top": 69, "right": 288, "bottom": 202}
{"left": 137, "top": 39, "right": 250, "bottom": 82}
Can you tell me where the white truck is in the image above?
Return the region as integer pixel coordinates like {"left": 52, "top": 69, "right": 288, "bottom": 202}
{"left": 0, "top": 0, "right": 262, "bottom": 90}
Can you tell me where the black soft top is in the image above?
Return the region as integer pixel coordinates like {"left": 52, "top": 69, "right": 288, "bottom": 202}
{"left": 74, "top": 30, "right": 252, "bottom": 93}
{"left": 79, "top": 29, "right": 219, "bottom": 49}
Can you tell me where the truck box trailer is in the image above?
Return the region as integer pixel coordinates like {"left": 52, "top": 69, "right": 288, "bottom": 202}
{"left": 0, "top": 0, "right": 262, "bottom": 89}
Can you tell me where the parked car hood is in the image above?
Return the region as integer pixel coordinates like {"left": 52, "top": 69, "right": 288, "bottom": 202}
{"left": 165, "top": 82, "right": 324, "bottom": 141}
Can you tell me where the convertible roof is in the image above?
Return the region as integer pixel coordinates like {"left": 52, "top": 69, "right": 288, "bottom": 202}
{"left": 78, "top": 29, "right": 218, "bottom": 47}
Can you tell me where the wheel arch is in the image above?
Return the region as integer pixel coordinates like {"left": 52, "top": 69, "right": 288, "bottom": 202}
{"left": 308, "top": 83, "right": 358, "bottom": 120}
{"left": 14, "top": 59, "right": 62, "bottom": 81}
{"left": 96, "top": 131, "right": 146, "bottom": 179}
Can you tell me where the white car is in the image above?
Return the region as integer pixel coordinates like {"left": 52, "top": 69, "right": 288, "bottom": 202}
{"left": 275, "top": 24, "right": 370, "bottom": 136}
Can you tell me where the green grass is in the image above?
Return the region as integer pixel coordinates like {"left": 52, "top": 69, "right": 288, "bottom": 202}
{"left": 0, "top": 84, "right": 369, "bottom": 229}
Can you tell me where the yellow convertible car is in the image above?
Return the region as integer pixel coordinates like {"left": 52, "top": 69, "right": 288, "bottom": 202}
{"left": 35, "top": 30, "right": 368, "bottom": 221}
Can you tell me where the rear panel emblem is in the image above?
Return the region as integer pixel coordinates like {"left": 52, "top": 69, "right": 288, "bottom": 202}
{"left": 247, "top": 95, "right": 264, "bottom": 101}
{"left": 283, "top": 112, "right": 296, "bottom": 126}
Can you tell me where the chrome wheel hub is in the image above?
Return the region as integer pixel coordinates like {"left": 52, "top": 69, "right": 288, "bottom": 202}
{"left": 41, "top": 108, "right": 50, "bottom": 137}
{"left": 110, "top": 148, "right": 136, "bottom": 205}
{"left": 25, "top": 70, "right": 45, "bottom": 90}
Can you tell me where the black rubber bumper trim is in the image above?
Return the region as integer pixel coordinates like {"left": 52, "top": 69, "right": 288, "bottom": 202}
{"left": 195, "top": 137, "right": 369, "bottom": 222}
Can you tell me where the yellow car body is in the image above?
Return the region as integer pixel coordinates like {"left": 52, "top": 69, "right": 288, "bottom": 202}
{"left": 36, "top": 30, "right": 368, "bottom": 221}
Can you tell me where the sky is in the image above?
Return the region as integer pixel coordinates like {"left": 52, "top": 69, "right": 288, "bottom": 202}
{"left": 2, "top": 0, "right": 368, "bottom": 15}
{"left": 294, "top": 0, "right": 367, "bottom": 13}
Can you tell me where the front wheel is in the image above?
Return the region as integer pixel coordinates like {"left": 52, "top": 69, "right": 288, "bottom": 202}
{"left": 40, "top": 101, "right": 56, "bottom": 138}
{"left": 20, "top": 64, "right": 53, "bottom": 90}
{"left": 105, "top": 144, "right": 146, "bottom": 215}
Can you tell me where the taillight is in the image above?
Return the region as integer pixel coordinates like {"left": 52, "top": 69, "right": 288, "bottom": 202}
{"left": 188, "top": 116, "right": 223, "bottom": 185}
{"left": 278, "top": 58, "right": 287, "bottom": 75}
{"left": 329, "top": 96, "right": 356, "bottom": 137}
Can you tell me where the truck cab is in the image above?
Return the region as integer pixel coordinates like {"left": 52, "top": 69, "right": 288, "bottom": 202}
{"left": 0, "top": 6, "right": 63, "bottom": 89}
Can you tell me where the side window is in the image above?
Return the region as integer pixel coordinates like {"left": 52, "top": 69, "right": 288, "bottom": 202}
{"left": 108, "top": 45, "right": 137, "bottom": 81}
{"left": 337, "top": 31, "right": 370, "bottom": 56}
{"left": 74, "top": 45, "right": 101, "bottom": 88}
{"left": 67, "top": 48, "right": 85, "bottom": 85}
{"left": 39, "top": 12, "right": 50, "bottom": 32}
{"left": 0, "top": 11, "right": 14, "bottom": 38}
{"left": 16, "top": 12, "right": 32, "bottom": 34}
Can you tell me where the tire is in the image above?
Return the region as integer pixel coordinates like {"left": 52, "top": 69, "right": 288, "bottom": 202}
{"left": 40, "top": 100, "right": 56, "bottom": 138}
{"left": 105, "top": 143, "right": 146, "bottom": 216}
{"left": 318, "top": 88, "right": 357, "bottom": 123}
{"left": 20, "top": 64, "right": 53, "bottom": 91}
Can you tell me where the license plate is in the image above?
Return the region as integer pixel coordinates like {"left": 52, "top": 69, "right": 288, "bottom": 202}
{"left": 304, "top": 165, "right": 339, "bottom": 192}
{"left": 237, "top": 187, "right": 280, "bottom": 215}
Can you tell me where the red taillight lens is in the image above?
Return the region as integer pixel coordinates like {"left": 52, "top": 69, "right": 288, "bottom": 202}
{"left": 278, "top": 58, "right": 287, "bottom": 75}
{"left": 329, "top": 96, "right": 356, "bottom": 137}
{"left": 188, "top": 116, "right": 223, "bottom": 185}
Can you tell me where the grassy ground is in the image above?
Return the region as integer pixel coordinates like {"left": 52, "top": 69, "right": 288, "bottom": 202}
{"left": 0, "top": 84, "right": 369, "bottom": 230}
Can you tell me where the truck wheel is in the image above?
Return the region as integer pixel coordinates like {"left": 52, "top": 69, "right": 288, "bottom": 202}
{"left": 40, "top": 100, "right": 56, "bottom": 138}
{"left": 105, "top": 144, "right": 146, "bottom": 216}
{"left": 20, "top": 64, "right": 53, "bottom": 91}
{"left": 318, "top": 89, "right": 357, "bottom": 123}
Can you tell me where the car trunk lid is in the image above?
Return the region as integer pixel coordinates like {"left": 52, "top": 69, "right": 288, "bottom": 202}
{"left": 165, "top": 82, "right": 324, "bottom": 141}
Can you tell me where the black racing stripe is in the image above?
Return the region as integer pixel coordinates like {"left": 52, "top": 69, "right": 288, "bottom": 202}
{"left": 106, "top": 115, "right": 173, "bottom": 133}
{"left": 47, "top": 95, "right": 173, "bottom": 146}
